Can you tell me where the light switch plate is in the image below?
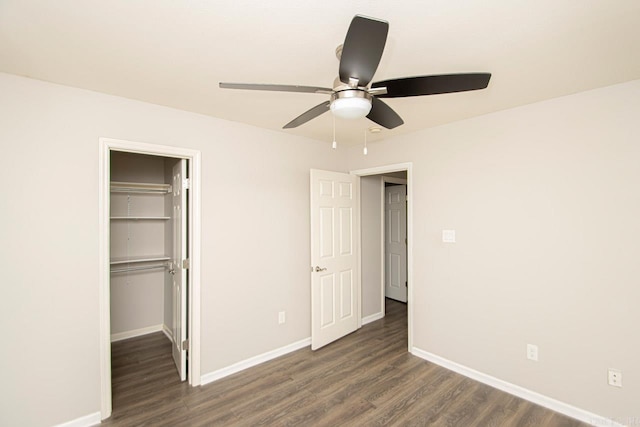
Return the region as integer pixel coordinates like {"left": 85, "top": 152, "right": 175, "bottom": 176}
{"left": 527, "top": 344, "right": 539, "bottom": 361}
{"left": 442, "top": 229, "right": 456, "bottom": 243}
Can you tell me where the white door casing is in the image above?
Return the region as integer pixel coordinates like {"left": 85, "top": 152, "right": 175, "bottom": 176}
{"left": 310, "top": 169, "right": 360, "bottom": 350}
{"left": 385, "top": 185, "right": 407, "bottom": 303}
{"left": 172, "top": 159, "right": 188, "bottom": 381}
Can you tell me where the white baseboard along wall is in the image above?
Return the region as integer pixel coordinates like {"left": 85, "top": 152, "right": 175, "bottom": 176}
{"left": 66, "top": 328, "right": 624, "bottom": 427}
{"left": 411, "top": 347, "right": 624, "bottom": 427}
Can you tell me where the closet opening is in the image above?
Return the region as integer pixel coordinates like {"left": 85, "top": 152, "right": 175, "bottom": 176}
{"left": 109, "top": 151, "right": 189, "bottom": 381}
{"left": 99, "top": 138, "right": 201, "bottom": 421}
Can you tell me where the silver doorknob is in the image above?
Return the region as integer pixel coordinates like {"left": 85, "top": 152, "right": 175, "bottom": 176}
{"left": 314, "top": 266, "right": 327, "bottom": 272}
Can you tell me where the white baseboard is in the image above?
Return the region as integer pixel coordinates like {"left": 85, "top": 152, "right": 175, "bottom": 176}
{"left": 411, "top": 347, "right": 623, "bottom": 427}
{"left": 362, "top": 311, "right": 384, "bottom": 325}
{"left": 110, "top": 324, "right": 163, "bottom": 342}
{"left": 162, "top": 324, "right": 173, "bottom": 343}
{"left": 201, "top": 337, "right": 311, "bottom": 386}
{"left": 53, "top": 412, "right": 101, "bottom": 427}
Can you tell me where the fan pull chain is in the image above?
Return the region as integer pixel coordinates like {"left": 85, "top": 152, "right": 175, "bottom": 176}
{"left": 332, "top": 115, "right": 337, "bottom": 150}
{"left": 363, "top": 129, "right": 368, "bottom": 155}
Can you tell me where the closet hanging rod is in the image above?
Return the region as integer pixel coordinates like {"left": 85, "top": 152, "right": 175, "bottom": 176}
{"left": 110, "top": 263, "right": 169, "bottom": 274}
{"left": 110, "top": 181, "right": 172, "bottom": 194}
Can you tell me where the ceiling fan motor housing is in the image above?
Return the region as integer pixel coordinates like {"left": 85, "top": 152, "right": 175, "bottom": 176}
{"left": 330, "top": 89, "right": 372, "bottom": 119}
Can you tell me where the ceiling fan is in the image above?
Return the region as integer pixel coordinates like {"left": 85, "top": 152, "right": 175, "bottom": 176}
{"left": 220, "top": 15, "right": 491, "bottom": 130}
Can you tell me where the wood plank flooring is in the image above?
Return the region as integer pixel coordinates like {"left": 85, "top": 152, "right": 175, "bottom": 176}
{"left": 104, "top": 299, "right": 589, "bottom": 426}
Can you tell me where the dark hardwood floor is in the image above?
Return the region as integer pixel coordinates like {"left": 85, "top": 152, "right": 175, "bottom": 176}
{"left": 104, "top": 299, "right": 588, "bottom": 426}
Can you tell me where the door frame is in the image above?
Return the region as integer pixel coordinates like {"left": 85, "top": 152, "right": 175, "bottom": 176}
{"left": 98, "top": 137, "right": 202, "bottom": 420}
{"left": 352, "top": 163, "right": 413, "bottom": 352}
{"left": 383, "top": 179, "right": 408, "bottom": 303}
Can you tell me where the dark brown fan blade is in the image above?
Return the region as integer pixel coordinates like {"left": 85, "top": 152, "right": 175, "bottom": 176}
{"left": 371, "top": 73, "right": 491, "bottom": 98}
{"left": 283, "top": 101, "right": 331, "bottom": 129}
{"left": 220, "top": 83, "right": 332, "bottom": 94}
{"left": 339, "top": 15, "right": 389, "bottom": 87}
{"left": 367, "top": 97, "right": 404, "bottom": 129}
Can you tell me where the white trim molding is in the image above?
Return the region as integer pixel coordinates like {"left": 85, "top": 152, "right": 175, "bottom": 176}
{"left": 362, "top": 311, "right": 385, "bottom": 325}
{"left": 201, "top": 338, "right": 311, "bottom": 386}
{"left": 110, "top": 324, "right": 164, "bottom": 342}
{"left": 162, "top": 324, "right": 174, "bottom": 342}
{"left": 53, "top": 412, "right": 101, "bottom": 427}
{"left": 411, "top": 348, "right": 624, "bottom": 427}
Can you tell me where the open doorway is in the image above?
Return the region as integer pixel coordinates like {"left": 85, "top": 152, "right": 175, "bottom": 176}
{"left": 383, "top": 175, "right": 408, "bottom": 303}
{"left": 353, "top": 163, "right": 413, "bottom": 352}
{"left": 109, "top": 151, "right": 188, "bottom": 377}
{"left": 99, "top": 138, "right": 202, "bottom": 420}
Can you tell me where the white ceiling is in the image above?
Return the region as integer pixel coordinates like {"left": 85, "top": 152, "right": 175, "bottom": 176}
{"left": 1, "top": 0, "right": 639, "bottom": 145}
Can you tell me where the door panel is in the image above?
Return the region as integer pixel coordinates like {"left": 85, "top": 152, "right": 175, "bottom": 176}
{"left": 320, "top": 208, "right": 334, "bottom": 258}
{"left": 385, "top": 185, "right": 407, "bottom": 303}
{"left": 339, "top": 208, "right": 352, "bottom": 255}
{"left": 311, "top": 169, "right": 359, "bottom": 350}
{"left": 340, "top": 270, "right": 353, "bottom": 318}
{"left": 172, "top": 159, "right": 188, "bottom": 381}
{"left": 320, "top": 274, "right": 336, "bottom": 328}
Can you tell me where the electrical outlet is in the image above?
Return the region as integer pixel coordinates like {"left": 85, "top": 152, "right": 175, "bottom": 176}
{"left": 278, "top": 311, "right": 286, "bottom": 324}
{"left": 608, "top": 369, "right": 622, "bottom": 387}
{"left": 526, "top": 344, "right": 538, "bottom": 361}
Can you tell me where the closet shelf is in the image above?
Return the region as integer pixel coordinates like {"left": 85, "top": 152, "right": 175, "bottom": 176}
{"left": 110, "top": 181, "right": 172, "bottom": 194}
{"left": 110, "top": 255, "right": 171, "bottom": 265}
{"left": 110, "top": 216, "right": 170, "bottom": 220}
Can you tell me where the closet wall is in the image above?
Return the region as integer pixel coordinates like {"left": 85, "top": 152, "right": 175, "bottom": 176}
{"left": 110, "top": 151, "right": 178, "bottom": 340}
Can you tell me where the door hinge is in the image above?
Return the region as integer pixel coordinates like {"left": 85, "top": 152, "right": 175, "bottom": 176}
{"left": 182, "top": 258, "right": 190, "bottom": 269}
{"left": 405, "top": 195, "right": 409, "bottom": 202}
{"left": 182, "top": 339, "right": 189, "bottom": 351}
{"left": 183, "top": 178, "right": 190, "bottom": 190}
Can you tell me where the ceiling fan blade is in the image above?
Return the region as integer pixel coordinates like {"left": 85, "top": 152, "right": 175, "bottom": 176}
{"left": 220, "top": 83, "right": 332, "bottom": 94}
{"left": 283, "top": 101, "right": 331, "bottom": 129}
{"left": 339, "top": 15, "right": 389, "bottom": 87}
{"left": 367, "top": 97, "right": 404, "bottom": 129}
{"left": 372, "top": 73, "right": 491, "bottom": 98}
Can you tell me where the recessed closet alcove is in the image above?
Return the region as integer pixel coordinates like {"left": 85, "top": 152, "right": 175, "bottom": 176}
{"left": 109, "top": 151, "right": 188, "bottom": 381}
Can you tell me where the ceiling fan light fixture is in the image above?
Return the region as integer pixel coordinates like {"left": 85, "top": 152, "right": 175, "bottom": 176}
{"left": 330, "top": 90, "right": 372, "bottom": 120}
{"left": 219, "top": 15, "right": 492, "bottom": 131}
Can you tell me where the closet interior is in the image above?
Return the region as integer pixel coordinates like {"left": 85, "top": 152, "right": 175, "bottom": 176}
{"left": 109, "top": 151, "right": 187, "bottom": 379}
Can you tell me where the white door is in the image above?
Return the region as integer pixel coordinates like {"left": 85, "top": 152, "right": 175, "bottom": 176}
{"left": 310, "top": 169, "right": 359, "bottom": 350}
{"left": 385, "top": 185, "right": 407, "bottom": 302}
{"left": 172, "top": 159, "right": 188, "bottom": 380}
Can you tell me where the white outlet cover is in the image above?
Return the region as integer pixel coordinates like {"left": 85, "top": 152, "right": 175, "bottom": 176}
{"left": 608, "top": 368, "right": 622, "bottom": 387}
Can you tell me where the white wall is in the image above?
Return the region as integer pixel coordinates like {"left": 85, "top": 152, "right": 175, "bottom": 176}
{"left": 0, "top": 72, "right": 346, "bottom": 427}
{"left": 346, "top": 80, "right": 640, "bottom": 421}
{"left": 2, "top": 70, "right": 638, "bottom": 425}
{"left": 360, "top": 175, "right": 383, "bottom": 318}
